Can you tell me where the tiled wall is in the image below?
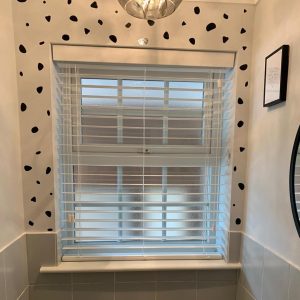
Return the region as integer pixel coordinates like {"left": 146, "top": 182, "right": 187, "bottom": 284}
{"left": 0, "top": 235, "right": 28, "bottom": 300}
{"left": 25, "top": 233, "right": 238, "bottom": 300}
{"left": 237, "top": 235, "right": 300, "bottom": 300}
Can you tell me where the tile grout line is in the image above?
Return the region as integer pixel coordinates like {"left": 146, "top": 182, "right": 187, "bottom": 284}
{"left": 2, "top": 253, "right": 8, "bottom": 300}
{"left": 259, "top": 248, "right": 265, "bottom": 300}
{"left": 287, "top": 264, "right": 292, "bottom": 300}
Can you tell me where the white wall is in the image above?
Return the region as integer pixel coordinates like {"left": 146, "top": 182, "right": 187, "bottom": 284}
{"left": 0, "top": 0, "right": 24, "bottom": 249}
{"left": 245, "top": 0, "right": 300, "bottom": 268}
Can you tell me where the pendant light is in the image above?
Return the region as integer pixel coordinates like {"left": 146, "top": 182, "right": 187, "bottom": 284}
{"left": 118, "top": 0, "right": 183, "bottom": 20}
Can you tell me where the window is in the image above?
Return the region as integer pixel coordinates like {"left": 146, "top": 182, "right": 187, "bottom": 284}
{"left": 56, "top": 63, "right": 233, "bottom": 261}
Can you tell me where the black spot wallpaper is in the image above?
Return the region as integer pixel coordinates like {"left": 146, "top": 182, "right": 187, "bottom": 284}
{"left": 12, "top": 0, "right": 253, "bottom": 232}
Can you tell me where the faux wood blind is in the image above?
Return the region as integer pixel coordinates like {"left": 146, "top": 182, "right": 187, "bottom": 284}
{"left": 55, "top": 63, "right": 234, "bottom": 261}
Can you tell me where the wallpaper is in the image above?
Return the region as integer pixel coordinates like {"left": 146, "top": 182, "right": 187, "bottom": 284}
{"left": 12, "top": 0, "right": 254, "bottom": 232}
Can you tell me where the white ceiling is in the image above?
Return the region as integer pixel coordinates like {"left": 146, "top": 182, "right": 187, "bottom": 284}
{"left": 184, "top": 0, "right": 259, "bottom": 4}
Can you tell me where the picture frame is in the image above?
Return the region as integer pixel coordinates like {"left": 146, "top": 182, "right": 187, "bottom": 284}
{"left": 263, "top": 44, "right": 289, "bottom": 107}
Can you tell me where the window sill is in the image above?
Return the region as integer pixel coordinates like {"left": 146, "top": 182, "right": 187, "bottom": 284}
{"left": 40, "top": 260, "right": 241, "bottom": 273}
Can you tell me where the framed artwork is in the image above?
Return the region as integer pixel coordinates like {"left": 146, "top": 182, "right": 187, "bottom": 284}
{"left": 263, "top": 45, "right": 289, "bottom": 107}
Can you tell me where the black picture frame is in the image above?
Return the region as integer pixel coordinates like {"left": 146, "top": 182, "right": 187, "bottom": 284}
{"left": 263, "top": 45, "right": 289, "bottom": 107}
{"left": 289, "top": 125, "right": 300, "bottom": 237}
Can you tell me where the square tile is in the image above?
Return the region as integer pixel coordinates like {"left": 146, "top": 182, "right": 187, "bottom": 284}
{"left": 116, "top": 271, "right": 156, "bottom": 282}
{"left": 73, "top": 272, "right": 114, "bottom": 284}
{"left": 197, "top": 281, "right": 236, "bottom": 300}
{"left": 157, "top": 281, "right": 197, "bottom": 300}
{"left": 157, "top": 271, "right": 196, "bottom": 282}
{"left": 29, "top": 285, "right": 72, "bottom": 300}
{"left": 26, "top": 233, "right": 70, "bottom": 285}
{"left": 115, "top": 282, "right": 155, "bottom": 300}
{"left": 228, "top": 231, "right": 242, "bottom": 263}
{"left": 0, "top": 252, "right": 6, "bottom": 300}
{"left": 261, "top": 248, "right": 290, "bottom": 300}
{"left": 73, "top": 283, "right": 114, "bottom": 300}
{"left": 239, "top": 235, "right": 264, "bottom": 299}
{"left": 4, "top": 235, "right": 28, "bottom": 300}
{"left": 17, "top": 287, "right": 29, "bottom": 300}
{"left": 236, "top": 284, "right": 255, "bottom": 300}
{"left": 288, "top": 266, "right": 300, "bottom": 300}
{"left": 197, "top": 270, "right": 237, "bottom": 282}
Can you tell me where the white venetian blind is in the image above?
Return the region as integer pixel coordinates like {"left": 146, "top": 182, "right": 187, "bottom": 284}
{"left": 55, "top": 63, "right": 234, "bottom": 261}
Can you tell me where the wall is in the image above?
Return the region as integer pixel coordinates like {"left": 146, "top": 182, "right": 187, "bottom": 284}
{"left": 12, "top": 0, "right": 253, "bottom": 249}
{"left": 0, "top": 0, "right": 24, "bottom": 250}
{"left": 245, "top": 0, "right": 300, "bottom": 268}
{"left": 237, "top": 0, "right": 300, "bottom": 299}
{"left": 10, "top": 0, "right": 254, "bottom": 299}
{"left": 0, "top": 0, "right": 28, "bottom": 299}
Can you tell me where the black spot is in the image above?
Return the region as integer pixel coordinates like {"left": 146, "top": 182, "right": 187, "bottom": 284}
{"left": 241, "top": 28, "right": 246, "bottom": 34}
{"left": 28, "top": 221, "right": 34, "bottom": 226}
{"left": 238, "top": 97, "right": 244, "bottom": 104}
{"left": 31, "top": 126, "right": 39, "bottom": 133}
{"left": 39, "top": 41, "right": 45, "bottom": 45}
{"left": 36, "top": 86, "right": 43, "bottom": 94}
{"left": 46, "top": 167, "right": 52, "bottom": 174}
{"left": 109, "top": 35, "right": 117, "bottom": 43}
{"left": 84, "top": 28, "right": 90, "bottom": 34}
{"left": 36, "top": 151, "right": 41, "bottom": 155}
{"left": 47, "top": 228, "right": 53, "bottom": 232}
{"left": 233, "top": 204, "right": 236, "bottom": 207}
{"left": 45, "top": 15, "right": 51, "bottom": 22}
{"left": 31, "top": 197, "right": 37, "bottom": 202}
{"left": 90, "top": 1, "right": 98, "bottom": 8}
{"left": 38, "top": 63, "right": 44, "bottom": 71}
{"left": 245, "top": 81, "right": 249, "bottom": 87}
{"left": 244, "top": 9, "right": 247, "bottom": 13}
{"left": 240, "top": 64, "right": 248, "bottom": 71}
{"left": 62, "top": 34, "right": 70, "bottom": 41}
{"left": 125, "top": 22, "right": 131, "bottom": 28}
{"left": 163, "top": 31, "right": 169, "bottom": 39}
{"left": 235, "top": 218, "right": 242, "bottom": 225}
{"left": 50, "top": 192, "right": 53, "bottom": 195}
{"left": 98, "top": 19, "right": 103, "bottom": 25}
{"left": 47, "top": 110, "right": 50, "bottom": 116}
{"left": 115, "top": 10, "right": 118, "bottom": 14}
{"left": 194, "top": 6, "right": 200, "bottom": 14}
{"left": 24, "top": 165, "right": 32, "bottom": 171}
{"left": 206, "top": 23, "right": 216, "bottom": 31}
{"left": 45, "top": 211, "right": 52, "bottom": 217}
{"left": 67, "top": 0, "right": 72, "bottom": 4}
{"left": 223, "top": 13, "right": 228, "bottom": 19}
{"left": 189, "top": 38, "right": 195, "bottom": 45}
{"left": 43, "top": 0, "right": 46, "bottom": 3}
{"left": 20, "top": 71, "right": 23, "bottom": 76}
{"left": 17, "top": 0, "right": 27, "bottom": 2}
{"left": 233, "top": 166, "right": 237, "bottom": 172}
{"left": 19, "top": 44, "right": 26, "bottom": 53}
{"left": 242, "top": 46, "right": 247, "bottom": 50}
{"left": 237, "top": 120, "right": 244, "bottom": 128}
{"left": 36, "top": 180, "right": 41, "bottom": 184}
{"left": 26, "top": 22, "right": 29, "bottom": 27}
{"left": 70, "top": 15, "right": 78, "bottom": 22}
{"left": 238, "top": 183, "right": 245, "bottom": 190}
{"left": 182, "top": 21, "right": 186, "bottom": 26}
{"left": 223, "top": 36, "right": 229, "bottom": 43}
{"left": 240, "top": 147, "right": 245, "bottom": 152}
{"left": 20, "top": 102, "right": 27, "bottom": 112}
{"left": 147, "top": 20, "right": 155, "bottom": 26}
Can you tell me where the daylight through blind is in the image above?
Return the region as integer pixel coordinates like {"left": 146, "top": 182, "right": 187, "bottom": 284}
{"left": 55, "top": 63, "right": 234, "bottom": 261}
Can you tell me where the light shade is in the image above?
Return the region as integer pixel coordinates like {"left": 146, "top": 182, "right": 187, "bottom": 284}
{"left": 118, "top": 0, "right": 183, "bottom": 20}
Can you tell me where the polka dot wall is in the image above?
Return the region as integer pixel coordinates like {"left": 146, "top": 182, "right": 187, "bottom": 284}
{"left": 12, "top": 0, "right": 254, "bottom": 232}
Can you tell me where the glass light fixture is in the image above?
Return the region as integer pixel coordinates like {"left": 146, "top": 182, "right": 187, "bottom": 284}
{"left": 118, "top": 0, "right": 182, "bottom": 20}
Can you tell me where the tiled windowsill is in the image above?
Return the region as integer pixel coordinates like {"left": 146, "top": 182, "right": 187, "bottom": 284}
{"left": 40, "top": 260, "right": 241, "bottom": 273}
